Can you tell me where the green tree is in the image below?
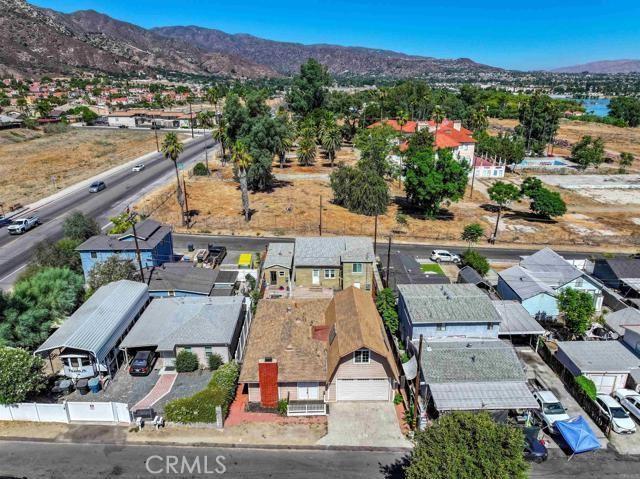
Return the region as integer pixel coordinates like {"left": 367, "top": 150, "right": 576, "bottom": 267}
{"left": 297, "top": 127, "right": 317, "bottom": 166}
{"left": 1, "top": 268, "right": 84, "bottom": 349}
{"left": 461, "top": 223, "right": 484, "bottom": 248}
{"left": 0, "top": 347, "right": 45, "bottom": 404}
{"left": 108, "top": 211, "right": 137, "bottom": 234}
{"left": 62, "top": 211, "right": 99, "bottom": 241}
{"left": 193, "top": 162, "right": 209, "bottom": 176}
{"left": 33, "top": 238, "right": 82, "bottom": 273}
{"left": 161, "top": 132, "right": 186, "bottom": 224}
{"left": 87, "top": 256, "right": 138, "bottom": 293}
{"left": 274, "top": 114, "right": 294, "bottom": 169}
{"left": 354, "top": 124, "right": 396, "bottom": 177}
{"left": 571, "top": 135, "right": 605, "bottom": 170}
{"left": 468, "top": 106, "right": 489, "bottom": 132}
{"left": 222, "top": 93, "right": 249, "bottom": 145}
{"left": 619, "top": 152, "right": 635, "bottom": 173}
{"left": 321, "top": 124, "right": 342, "bottom": 167}
{"left": 609, "top": 96, "right": 640, "bottom": 127}
{"left": 431, "top": 105, "right": 445, "bottom": 146}
{"left": 232, "top": 141, "right": 253, "bottom": 222}
{"left": 529, "top": 188, "right": 567, "bottom": 218}
{"left": 405, "top": 412, "right": 528, "bottom": 479}
{"left": 520, "top": 176, "right": 544, "bottom": 198}
{"left": 557, "top": 287, "right": 596, "bottom": 337}
{"left": 487, "top": 181, "right": 521, "bottom": 241}
{"left": 375, "top": 288, "right": 399, "bottom": 335}
{"left": 212, "top": 116, "right": 229, "bottom": 161}
{"left": 286, "top": 59, "right": 331, "bottom": 117}
{"left": 461, "top": 250, "right": 490, "bottom": 276}
{"left": 516, "top": 92, "right": 562, "bottom": 154}
{"left": 404, "top": 148, "right": 470, "bottom": 216}
{"left": 329, "top": 165, "right": 389, "bottom": 216}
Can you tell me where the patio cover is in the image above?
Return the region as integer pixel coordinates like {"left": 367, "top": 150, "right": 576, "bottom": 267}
{"left": 555, "top": 416, "right": 601, "bottom": 454}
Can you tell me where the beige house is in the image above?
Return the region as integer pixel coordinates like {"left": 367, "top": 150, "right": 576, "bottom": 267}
{"left": 240, "top": 287, "right": 399, "bottom": 413}
{"left": 292, "top": 236, "right": 375, "bottom": 292}
{"left": 261, "top": 243, "right": 294, "bottom": 298}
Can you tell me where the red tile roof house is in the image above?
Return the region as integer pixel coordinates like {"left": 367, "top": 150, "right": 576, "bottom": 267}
{"left": 368, "top": 118, "right": 476, "bottom": 166}
{"left": 239, "top": 287, "right": 400, "bottom": 416}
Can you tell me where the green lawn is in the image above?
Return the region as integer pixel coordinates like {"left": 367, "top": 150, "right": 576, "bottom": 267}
{"left": 420, "top": 263, "right": 445, "bottom": 275}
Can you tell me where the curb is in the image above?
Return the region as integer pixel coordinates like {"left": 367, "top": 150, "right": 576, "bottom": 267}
{"left": 0, "top": 435, "right": 412, "bottom": 453}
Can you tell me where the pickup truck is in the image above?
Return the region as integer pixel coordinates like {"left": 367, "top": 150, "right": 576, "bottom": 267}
{"left": 8, "top": 216, "right": 40, "bottom": 235}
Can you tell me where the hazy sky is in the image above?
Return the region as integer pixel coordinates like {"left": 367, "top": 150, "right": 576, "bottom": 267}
{"left": 31, "top": 0, "right": 640, "bottom": 71}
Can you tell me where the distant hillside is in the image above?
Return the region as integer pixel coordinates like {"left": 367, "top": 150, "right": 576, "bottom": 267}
{"left": 152, "top": 25, "right": 500, "bottom": 78}
{"left": 552, "top": 60, "right": 640, "bottom": 74}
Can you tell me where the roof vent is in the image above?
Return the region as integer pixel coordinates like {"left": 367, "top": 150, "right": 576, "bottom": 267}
{"left": 471, "top": 355, "right": 476, "bottom": 363}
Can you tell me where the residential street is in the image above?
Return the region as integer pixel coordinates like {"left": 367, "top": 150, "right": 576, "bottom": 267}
{"left": 1, "top": 441, "right": 639, "bottom": 478}
{"left": 0, "top": 134, "right": 213, "bottom": 290}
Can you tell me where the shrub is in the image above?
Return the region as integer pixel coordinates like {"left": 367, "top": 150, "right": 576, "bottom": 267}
{"left": 575, "top": 375, "right": 597, "bottom": 400}
{"left": 175, "top": 350, "right": 199, "bottom": 372}
{"left": 164, "top": 361, "right": 240, "bottom": 424}
{"left": 193, "top": 162, "right": 209, "bottom": 176}
{"left": 461, "top": 250, "right": 490, "bottom": 276}
{"left": 394, "top": 393, "right": 403, "bottom": 405}
{"left": 0, "top": 347, "right": 46, "bottom": 404}
{"left": 208, "top": 353, "right": 223, "bottom": 371}
{"left": 277, "top": 399, "right": 289, "bottom": 416}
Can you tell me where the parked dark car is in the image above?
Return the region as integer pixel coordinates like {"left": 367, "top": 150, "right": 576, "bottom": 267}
{"left": 523, "top": 426, "right": 548, "bottom": 463}
{"left": 118, "top": 124, "right": 129, "bottom": 129}
{"left": 89, "top": 181, "right": 106, "bottom": 193}
{"left": 129, "top": 350, "right": 157, "bottom": 376}
{"left": 208, "top": 245, "right": 227, "bottom": 266}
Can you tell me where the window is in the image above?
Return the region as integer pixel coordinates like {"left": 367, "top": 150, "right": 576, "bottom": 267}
{"left": 205, "top": 347, "right": 212, "bottom": 357}
{"left": 324, "top": 269, "right": 336, "bottom": 279}
{"left": 183, "top": 347, "right": 192, "bottom": 353}
{"left": 354, "top": 349, "right": 370, "bottom": 364}
{"left": 487, "top": 323, "right": 494, "bottom": 330}
{"left": 278, "top": 271, "right": 285, "bottom": 277}
{"left": 352, "top": 263, "right": 363, "bottom": 274}
{"left": 90, "top": 252, "right": 97, "bottom": 259}
{"left": 168, "top": 291, "right": 176, "bottom": 297}
{"left": 575, "top": 278, "right": 584, "bottom": 288}
{"left": 436, "top": 323, "right": 446, "bottom": 331}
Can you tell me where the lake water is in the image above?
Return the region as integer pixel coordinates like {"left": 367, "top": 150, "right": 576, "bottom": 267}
{"left": 577, "top": 98, "right": 610, "bottom": 117}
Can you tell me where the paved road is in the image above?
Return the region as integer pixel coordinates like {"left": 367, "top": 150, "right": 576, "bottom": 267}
{"left": 0, "top": 135, "right": 213, "bottom": 290}
{"left": 1, "top": 441, "right": 639, "bottom": 478}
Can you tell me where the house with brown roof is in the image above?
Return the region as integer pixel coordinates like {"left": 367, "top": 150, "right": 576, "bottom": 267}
{"left": 239, "top": 287, "right": 399, "bottom": 414}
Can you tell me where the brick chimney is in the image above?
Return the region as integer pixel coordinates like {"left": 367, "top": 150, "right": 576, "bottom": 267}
{"left": 258, "top": 358, "right": 279, "bottom": 408}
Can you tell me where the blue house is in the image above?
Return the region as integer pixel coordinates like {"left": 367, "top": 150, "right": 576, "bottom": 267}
{"left": 76, "top": 219, "right": 174, "bottom": 280}
{"left": 497, "top": 248, "right": 603, "bottom": 320}
{"left": 398, "top": 283, "right": 502, "bottom": 342}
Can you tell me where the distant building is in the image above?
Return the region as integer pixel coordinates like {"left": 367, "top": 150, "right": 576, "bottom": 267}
{"left": 106, "top": 109, "right": 194, "bottom": 128}
{"left": 76, "top": 219, "right": 173, "bottom": 280}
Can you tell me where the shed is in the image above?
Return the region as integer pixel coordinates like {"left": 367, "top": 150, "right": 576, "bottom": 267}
{"left": 35, "top": 280, "right": 149, "bottom": 379}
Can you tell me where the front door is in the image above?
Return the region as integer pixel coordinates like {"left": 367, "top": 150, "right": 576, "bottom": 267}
{"left": 270, "top": 271, "right": 277, "bottom": 285}
{"left": 298, "top": 382, "right": 319, "bottom": 400}
{"left": 312, "top": 269, "right": 320, "bottom": 285}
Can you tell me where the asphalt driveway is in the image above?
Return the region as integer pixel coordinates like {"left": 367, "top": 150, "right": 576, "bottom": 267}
{"left": 316, "top": 402, "right": 411, "bottom": 448}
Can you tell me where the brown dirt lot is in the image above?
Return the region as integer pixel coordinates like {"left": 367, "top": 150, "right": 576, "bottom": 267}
{"left": 136, "top": 152, "right": 640, "bottom": 251}
{"left": 0, "top": 127, "right": 185, "bottom": 207}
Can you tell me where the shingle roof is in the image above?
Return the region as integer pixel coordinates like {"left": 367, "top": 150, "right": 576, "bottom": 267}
{"left": 239, "top": 298, "right": 332, "bottom": 383}
{"left": 398, "top": 284, "right": 501, "bottom": 324}
{"left": 36, "top": 280, "right": 149, "bottom": 362}
{"left": 264, "top": 243, "right": 294, "bottom": 269}
{"left": 76, "top": 219, "right": 172, "bottom": 252}
{"left": 557, "top": 341, "right": 640, "bottom": 373}
{"left": 293, "top": 236, "right": 374, "bottom": 267}
{"left": 120, "top": 296, "right": 245, "bottom": 351}
{"left": 519, "top": 248, "right": 583, "bottom": 286}
{"left": 429, "top": 381, "right": 538, "bottom": 411}
{"left": 605, "top": 308, "right": 640, "bottom": 336}
{"left": 603, "top": 258, "right": 640, "bottom": 280}
{"left": 420, "top": 339, "right": 527, "bottom": 383}
{"left": 458, "top": 266, "right": 486, "bottom": 285}
{"left": 493, "top": 300, "right": 546, "bottom": 336}
{"left": 145, "top": 263, "right": 218, "bottom": 295}
{"left": 498, "top": 265, "right": 555, "bottom": 300}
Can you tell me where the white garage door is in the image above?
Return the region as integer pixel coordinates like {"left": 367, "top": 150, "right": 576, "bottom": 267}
{"left": 589, "top": 374, "right": 625, "bottom": 395}
{"left": 337, "top": 378, "right": 390, "bottom": 401}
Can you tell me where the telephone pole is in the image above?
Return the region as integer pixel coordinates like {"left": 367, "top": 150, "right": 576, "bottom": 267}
{"left": 183, "top": 171, "right": 190, "bottom": 229}
{"left": 319, "top": 195, "right": 323, "bottom": 236}
{"left": 469, "top": 156, "right": 477, "bottom": 199}
{"left": 128, "top": 213, "right": 145, "bottom": 283}
{"left": 385, "top": 236, "right": 392, "bottom": 287}
{"left": 413, "top": 334, "right": 423, "bottom": 429}
{"left": 373, "top": 214, "right": 378, "bottom": 255}
{"left": 153, "top": 121, "right": 159, "bottom": 152}
{"left": 189, "top": 101, "right": 194, "bottom": 139}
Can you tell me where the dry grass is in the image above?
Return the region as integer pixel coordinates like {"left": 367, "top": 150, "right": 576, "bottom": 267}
{"left": 0, "top": 128, "right": 185, "bottom": 206}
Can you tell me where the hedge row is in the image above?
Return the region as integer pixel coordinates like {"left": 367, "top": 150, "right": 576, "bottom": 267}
{"left": 164, "top": 361, "right": 240, "bottom": 423}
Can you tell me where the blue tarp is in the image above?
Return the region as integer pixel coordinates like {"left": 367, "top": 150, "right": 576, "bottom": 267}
{"left": 555, "top": 416, "right": 601, "bottom": 454}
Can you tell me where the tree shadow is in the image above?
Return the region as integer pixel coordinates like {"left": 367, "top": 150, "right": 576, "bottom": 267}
{"left": 379, "top": 454, "right": 410, "bottom": 479}
{"left": 393, "top": 196, "right": 455, "bottom": 221}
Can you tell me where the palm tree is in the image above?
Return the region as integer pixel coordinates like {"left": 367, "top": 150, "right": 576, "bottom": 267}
{"left": 232, "top": 141, "right": 253, "bottom": 222}
{"left": 274, "top": 126, "right": 294, "bottom": 169}
{"left": 297, "top": 126, "right": 317, "bottom": 166}
{"left": 161, "top": 132, "right": 186, "bottom": 225}
{"left": 205, "top": 87, "right": 219, "bottom": 112}
{"left": 397, "top": 110, "right": 409, "bottom": 134}
{"left": 321, "top": 125, "right": 342, "bottom": 167}
{"left": 197, "top": 111, "right": 215, "bottom": 129}
{"left": 432, "top": 105, "right": 445, "bottom": 142}
{"left": 212, "top": 117, "right": 228, "bottom": 163}
{"left": 469, "top": 107, "right": 488, "bottom": 132}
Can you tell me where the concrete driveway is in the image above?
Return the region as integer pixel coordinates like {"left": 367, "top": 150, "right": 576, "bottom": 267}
{"left": 316, "top": 402, "right": 411, "bottom": 448}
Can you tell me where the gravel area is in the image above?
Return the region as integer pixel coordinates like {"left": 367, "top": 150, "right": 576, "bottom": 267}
{"left": 63, "top": 369, "right": 160, "bottom": 407}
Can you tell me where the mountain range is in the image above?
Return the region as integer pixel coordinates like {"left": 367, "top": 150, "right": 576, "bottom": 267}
{"left": 552, "top": 59, "right": 640, "bottom": 74}
{"left": 0, "top": 0, "right": 498, "bottom": 79}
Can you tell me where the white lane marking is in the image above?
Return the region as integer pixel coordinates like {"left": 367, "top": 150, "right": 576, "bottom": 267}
{"left": 0, "top": 263, "right": 27, "bottom": 283}
{"left": 101, "top": 223, "right": 112, "bottom": 230}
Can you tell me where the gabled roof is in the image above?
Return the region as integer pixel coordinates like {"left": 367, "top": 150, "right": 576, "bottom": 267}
{"left": 294, "top": 236, "right": 374, "bottom": 267}
{"left": 264, "top": 243, "right": 294, "bottom": 270}
{"left": 605, "top": 308, "right": 640, "bottom": 336}
{"left": 325, "top": 287, "right": 399, "bottom": 382}
{"left": 600, "top": 258, "right": 640, "bottom": 280}
{"left": 498, "top": 265, "right": 556, "bottom": 300}
{"left": 36, "top": 281, "right": 149, "bottom": 362}
{"left": 145, "top": 263, "right": 218, "bottom": 295}
{"left": 519, "top": 248, "right": 583, "bottom": 286}
{"left": 398, "top": 283, "right": 501, "bottom": 324}
{"left": 557, "top": 341, "right": 640, "bottom": 373}
{"left": 76, "top": 219, "right": 172, "bottom": 252}
{"left": 120, "top": 296, "right": 245, "bottom": 351}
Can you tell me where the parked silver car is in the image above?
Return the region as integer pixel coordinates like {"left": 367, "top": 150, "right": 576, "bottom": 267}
{"left": 614, "top": 389, "right": 640, "bottom": 423}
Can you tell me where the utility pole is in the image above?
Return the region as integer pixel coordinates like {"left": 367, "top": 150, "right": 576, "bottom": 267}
{"left": 183, "top": 171, "right": 190, "bottom": 229}
{"left": 129, "top": 213, "right": 145, "bottom": 283}
{"left": 204, "top": 139, "right": 210, "bottom": 175}
{"left": 373, "top": 214, "right": 378, "bottom": 255}
{"left": 469, "top": 156, "right": 477, "bottom": 199}
{"left": 319, "top": 195, "right": 323, "bottom": 236}
{"left": 385, "top": 236, "right": 392, "bottom": 287}
{"left": 153, "top": 121, "right": 159, "bottom": 152}
{"left": 413, "top": 334, "right": 424, "bottom": 429}
{"left": 189, "top": 101, "right": 194, "bottom": 139}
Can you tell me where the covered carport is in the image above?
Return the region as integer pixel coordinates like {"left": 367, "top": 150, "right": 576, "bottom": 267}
{"left": 493, "top": 300, "right": 546, "bottom": 347}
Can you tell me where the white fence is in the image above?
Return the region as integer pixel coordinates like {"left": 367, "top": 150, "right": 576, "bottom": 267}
{"left": 0, "top": 401, "right": 131, "bottom": 425}
{"left": 287, "top": 402, "right": 327, "bottom": 416}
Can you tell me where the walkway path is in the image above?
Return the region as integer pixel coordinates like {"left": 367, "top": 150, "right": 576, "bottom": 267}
{"left": 132, "top": 373, "right": 177, "bottom": 411}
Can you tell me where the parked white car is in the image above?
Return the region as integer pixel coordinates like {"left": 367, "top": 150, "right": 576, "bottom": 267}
{"left": 132, "top": 163, "right": 145, "bottom": 172}
{"left": 595, "top": 394, "right": 636, "bottom": 434}
{"left": 430, "top": 249, "right": 460, "bottom": 264}
{"left": 533, "top": 390, "right": 570, "bottom": 434}
{"left": 614, "top": 389, "right": 640, "bottom": 423}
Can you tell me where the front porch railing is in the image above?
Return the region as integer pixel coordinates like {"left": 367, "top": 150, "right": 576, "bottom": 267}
{"left": 286, "top": 401, "right": 327, "bottom": 416}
